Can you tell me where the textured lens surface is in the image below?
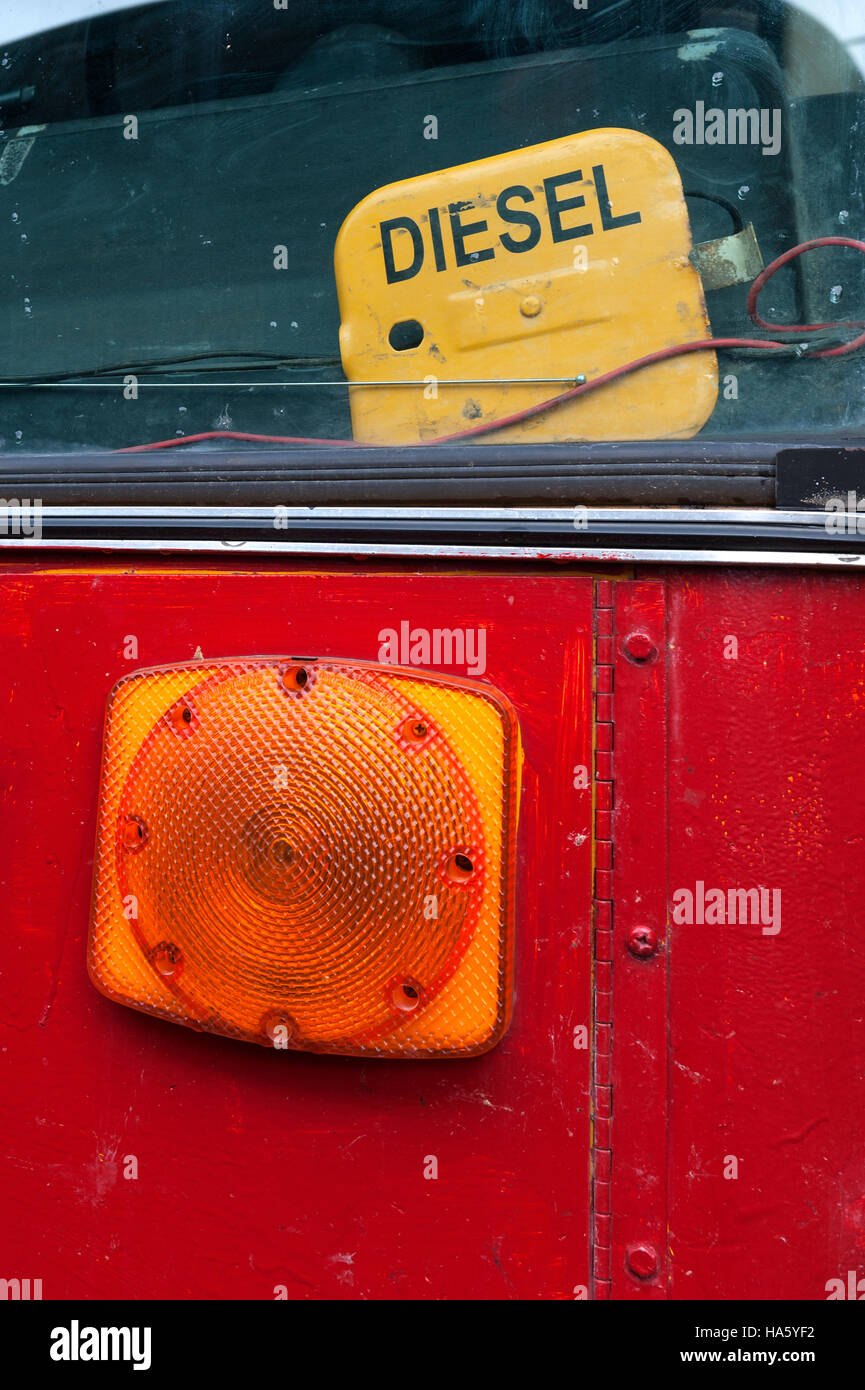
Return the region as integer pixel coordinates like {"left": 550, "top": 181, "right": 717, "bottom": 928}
{"left": 90, "top": 659, "right": 520, "bottom": 1057}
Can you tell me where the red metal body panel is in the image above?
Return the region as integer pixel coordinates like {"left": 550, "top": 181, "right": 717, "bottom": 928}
{"left": 604, "top": 568, "right": 865, "bottom": 1300}
{"left": 0, "top": 560, "right": 594, "bottom": 1300}
{"left": 661, "top": 569, "right": 865, "bottom": 1300}
{"left": 2, "top": 560, "right": 864, "bottom": 1300}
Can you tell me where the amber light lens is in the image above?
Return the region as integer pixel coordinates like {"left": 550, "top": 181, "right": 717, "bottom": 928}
{"left": 89, "top": 658, "right": 521, "bottom": 1057}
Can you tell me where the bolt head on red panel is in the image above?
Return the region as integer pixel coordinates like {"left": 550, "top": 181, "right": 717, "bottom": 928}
{"left": 625, "top": 1241, "right": 659, "bottom": 1280}
{"left": 624, "top": 631, "right": 658, "bottom": 663}
{"left": 627, "top": 925, "right": 659, "bottom": 958}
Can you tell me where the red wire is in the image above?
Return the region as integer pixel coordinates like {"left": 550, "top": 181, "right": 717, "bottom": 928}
{"left": 745, "top": 236, "right": 865, "bottom": 357}
{"left": 118, "top": 429, "right": 363, "bottom": 451}
{"left": 118, "top": 236, "right": 865, "bottom": 452}
{"left": 431, "top": 336, "right": 788, "bottom": 443}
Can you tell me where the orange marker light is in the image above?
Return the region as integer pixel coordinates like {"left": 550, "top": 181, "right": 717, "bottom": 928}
{"left": 89, "top": 659, "right": 521, "bottom": 1057}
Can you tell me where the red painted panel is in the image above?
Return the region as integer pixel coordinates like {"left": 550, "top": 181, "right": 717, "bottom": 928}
{"left": 660, "top": 568, "right": 865, "bottom": 1300}
{"left": 4, "top": 559, "right": 863, "bottom": 1301}
{"left": 0, "top": 560, "right": 594, "bottom": 1300}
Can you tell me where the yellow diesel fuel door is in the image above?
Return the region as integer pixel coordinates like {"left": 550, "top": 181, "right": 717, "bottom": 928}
{"left": 335, "top": 128, "right": 718, "bottom": 444}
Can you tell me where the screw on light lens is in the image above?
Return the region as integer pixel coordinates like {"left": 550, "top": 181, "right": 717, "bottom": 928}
{"left": 445, "top": 851, "right": 476, "bottom": 885}
{"left": 122, "top": 814, "right": 148, "bottom": 850}
{"left": 390, "top": 979, "right": 423, "bottom": 1012}
{"left": 395, "top": 715, "right": 436, "bottom": 750}
{"left": 151, "top": 942, "right": 182, "bottom": 978}
{"left": 262, "top": 1010, "right": 297, "bottom": 1046}
{"left": 280, "top": 664, "right": 310, "bottom": 696}
{"left": 164, "top": 698, "right": 198, "bottom": 735}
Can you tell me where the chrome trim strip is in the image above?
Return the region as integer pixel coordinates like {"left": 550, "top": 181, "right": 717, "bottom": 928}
{"left": 0, "top": 538, "right": 861, "bottom": 566}
{"left": 1, "top": 505, "right": 861, "bottom": 564}
{"left": 1, "top": 506, "right": 838, "bottom": 524}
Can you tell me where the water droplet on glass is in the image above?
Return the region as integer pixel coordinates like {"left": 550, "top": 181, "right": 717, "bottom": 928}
{"left": 290, "top": 320, "right": 298, "bottom": 329}
{"left": 1, "top": 55, "right": 10, "bottom": 70}
{"left": 830, "top": 285, "right": 843, "bottom": 304}
{"left": 737, "top": 185, "right": 750, "bottom": 200}
{"left": 19, "top": 233, "right": 27, "bottom": 242}
{"left": 269, "top": 320, "right": 277, "bottom": 328}
{"left": 839, "top": 209, "right": 850, "bottom": 225}
{"left": 712, "top": 71, "right": 723, "bottom": 86}
{"left": 11, "top": 212, "right": 19, "bottom": 223}
{"left": 14, "top": 430, "right": 22, "bottom": 441}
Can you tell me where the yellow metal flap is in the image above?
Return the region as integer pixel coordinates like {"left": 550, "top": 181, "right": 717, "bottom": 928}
{"left": 335, "top": 128, "right": 718, "bottom": 445}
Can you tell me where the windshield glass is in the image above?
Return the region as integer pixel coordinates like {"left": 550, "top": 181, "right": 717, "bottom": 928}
{"left": 1, "top": 0, "right": 863, "bottom": 452}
